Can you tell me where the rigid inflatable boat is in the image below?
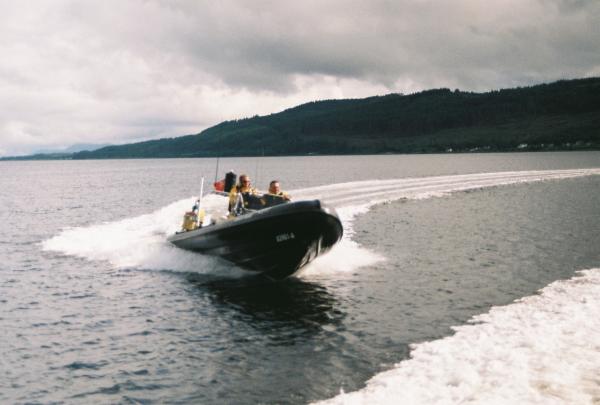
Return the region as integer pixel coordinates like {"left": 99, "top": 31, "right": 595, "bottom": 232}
{"left": 168, "top": 199, "right": 343, "bottom": 280}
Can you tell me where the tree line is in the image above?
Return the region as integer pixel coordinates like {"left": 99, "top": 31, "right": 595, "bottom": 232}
{"left": 4, "top": 77, "right": 599, "bottom": 160}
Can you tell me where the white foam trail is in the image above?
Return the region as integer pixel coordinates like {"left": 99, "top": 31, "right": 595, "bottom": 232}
{"left": 315, "top": 268, "right": 600, "bottom": 405}
{"left": 43, "top": 169, "right": 599, "bottom": 275}
{"left": 43, "top": 194, "right": 244, "bottom": 276}
{"left": 299, "top": 203, "right": 386, "bottom": 277}
{"left": 298, "top": 168, "right": 600, "bottom": 276}
{"left": 293, "top": 168, "right": 600, "bottom": 207}
{"left": 299, "top": 238, "right": 385, "bottom": 278}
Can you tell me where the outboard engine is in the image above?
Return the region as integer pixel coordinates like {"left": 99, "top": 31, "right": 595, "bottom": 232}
{"left": 224, "top": 171, "right": 237, "bottom": 192}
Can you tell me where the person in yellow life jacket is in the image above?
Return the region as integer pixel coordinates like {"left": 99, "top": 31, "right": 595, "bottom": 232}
{"left": 262, "top": 180, "right": 291, "bottom": 207}
{"left": 228, "top": 174, "right": 260, "bottom": 214}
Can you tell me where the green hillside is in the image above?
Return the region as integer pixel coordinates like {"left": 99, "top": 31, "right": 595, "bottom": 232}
{"left": 6, "top": 77, "right": 600, "bottom": 160}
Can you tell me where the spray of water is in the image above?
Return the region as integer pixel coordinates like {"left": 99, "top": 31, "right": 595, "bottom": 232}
{"left": 43, "top": 168, "right": 599, "bottom": 277}
{"left": 315, "top": 268, "right": 600, "bottom": 405}
{"left": 42, "top": 168, "right": 600, "bottom": 402}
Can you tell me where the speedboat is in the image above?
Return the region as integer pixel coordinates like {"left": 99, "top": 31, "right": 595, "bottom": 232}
{"left": 168, "top": 199, "right": 343, "bottom": 280}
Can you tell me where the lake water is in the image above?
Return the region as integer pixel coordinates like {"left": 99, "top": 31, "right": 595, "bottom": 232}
{"left": 1, "top": 152, "right": 599, "bottom": 404}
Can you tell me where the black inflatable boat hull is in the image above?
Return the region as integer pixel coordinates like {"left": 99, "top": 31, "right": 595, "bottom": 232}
{"left": 168, "top": 200, "right": 343, "bottom": 279}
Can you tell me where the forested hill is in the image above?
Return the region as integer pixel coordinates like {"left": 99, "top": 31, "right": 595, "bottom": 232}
{"left": 19, "top": 78, "right": 600, "bottom": 159}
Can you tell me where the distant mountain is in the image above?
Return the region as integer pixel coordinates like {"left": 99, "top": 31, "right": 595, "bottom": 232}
{"left": 0, "top": 152, "right": 74, "bottom": 161}
{"left": 3, "top": 77, "right": 599, "bottom": 161}
{"left": 2, "top": 143, "right": 111, "bottom": 160}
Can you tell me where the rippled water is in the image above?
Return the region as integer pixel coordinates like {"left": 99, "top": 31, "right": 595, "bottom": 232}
{"left": 1, "top": 152, "right": 599, "bottom": 404}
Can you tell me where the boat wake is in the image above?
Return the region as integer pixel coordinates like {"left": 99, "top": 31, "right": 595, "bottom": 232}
{"left": 43, "top": 168, "right": 600, "bottom": 277}
{"left": 314, "top": 267, "right": 600, "bottom": 405}
{"left": 42, "top": 194, "right": 246, "bottom": 276}
{"left": 41, "top": 168, "right": 600, "bottom": 403}
{"left": 298, "top": 168, "right": 600, "bottom": 276}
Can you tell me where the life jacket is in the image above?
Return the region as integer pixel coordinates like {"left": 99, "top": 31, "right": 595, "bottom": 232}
{"left": 228, "top": 185, "right": 258, "bottom": 212}
{"left": 262, "top": 192, "right": 289, "bottom": 208}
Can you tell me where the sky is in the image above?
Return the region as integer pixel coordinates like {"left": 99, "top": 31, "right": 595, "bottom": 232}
{"left": 1, "top": 0, "right": 599, "bottom": 157}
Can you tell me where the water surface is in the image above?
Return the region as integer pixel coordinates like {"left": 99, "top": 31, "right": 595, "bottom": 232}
{"left": 1, "top": 152, "right": 599, "bottom": 404}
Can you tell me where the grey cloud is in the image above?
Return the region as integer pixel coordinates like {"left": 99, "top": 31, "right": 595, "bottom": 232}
{"left": 1, "top": 0, "right": 599, "bottom": 155}
{"left": 139, "top": 0, "right": 600, "bottom": 91}
{"left": 36, "top": 0, "right": 600, "bottom": 92}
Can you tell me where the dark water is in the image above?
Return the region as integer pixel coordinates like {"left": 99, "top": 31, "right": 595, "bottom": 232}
{"left": 353, "top": 176, "right": 600, "bottom": 343}
{"left": 1, "top": 152, "right": 599, "bottom": 404}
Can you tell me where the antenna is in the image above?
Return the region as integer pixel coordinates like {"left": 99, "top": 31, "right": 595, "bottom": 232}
{"left": 196, "top": 177, "right": 205, "bottom": 227}
{"left": 214, "top": 156, "right": 220, "bottom": 184}
{"left": 254, "top": 146, "right": 265, "bottom": 190}
{"left": 255, "top": 156, "right": 259, "bottom": 189}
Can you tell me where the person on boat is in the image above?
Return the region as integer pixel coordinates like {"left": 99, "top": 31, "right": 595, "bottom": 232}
{"left": 228, "top": 174, "right": 261, "bottom": 213}
{"left": 262, "top": 180, "right": 291, "bottom": 207}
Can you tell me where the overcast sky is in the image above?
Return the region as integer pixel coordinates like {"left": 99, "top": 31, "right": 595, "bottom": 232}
{"left": 1, "top": 0, "right": 599, "bottom": 156}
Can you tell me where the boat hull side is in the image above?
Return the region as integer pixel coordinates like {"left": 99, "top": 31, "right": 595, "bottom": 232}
{"left": 168, "top": 201, "right": 342, "bottom": 279}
